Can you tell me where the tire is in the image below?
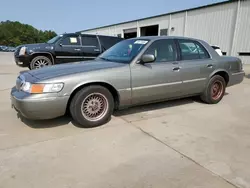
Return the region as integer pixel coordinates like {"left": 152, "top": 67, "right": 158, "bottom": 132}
{"left": 200, "top": 75, "right": 226, "bottom": 104}
{"left": 70, "top": 85, "right": 114, "bottom": 128}
{"left": 30, "top": 56, "right": 52, "bottom": 69}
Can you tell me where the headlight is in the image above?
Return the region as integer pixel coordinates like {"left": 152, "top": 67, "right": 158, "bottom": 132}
{"left": 19, "top": 46, "right": 27, "bottom": 56}
{"left": 21, "top": 82, "right": 64, "bottom": 93}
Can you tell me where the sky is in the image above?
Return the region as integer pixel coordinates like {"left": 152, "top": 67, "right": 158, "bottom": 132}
{"left": 0, "top": 0, "right": 227, "bottom": 34}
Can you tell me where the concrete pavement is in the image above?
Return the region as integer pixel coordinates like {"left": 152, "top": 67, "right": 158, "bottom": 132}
{"left": 0, "top": 52, "right": 250, "bottom": 188}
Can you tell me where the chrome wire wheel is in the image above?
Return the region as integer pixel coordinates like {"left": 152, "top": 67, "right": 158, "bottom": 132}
{"left": 81, "top": 93, "right": 109, "bottom": 122}
{"left": 34, "top": 59, "right": 50, "bottom": 69}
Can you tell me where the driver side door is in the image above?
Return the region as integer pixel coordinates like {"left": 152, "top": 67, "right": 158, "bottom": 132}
{"left": 130, "top": 39, "right": 183, "bottom": 105}
{"left": 54, "top": 35, "right": 83, "bottom": 63}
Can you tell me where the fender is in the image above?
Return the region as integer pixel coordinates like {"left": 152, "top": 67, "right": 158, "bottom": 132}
{"left": 208, "top": 68, "right": 230, "bottom": 79}
{"left": 71, "top": 80, "right": 120, "bottom": 95}
{"left": 205, "top": 68, "right": 230, "bottom": 89}
{"left": 30, "top": 52, "right": 55, "bottom": 64}
{"left": 69, "top": 80, "right": 123, "bottom": 109}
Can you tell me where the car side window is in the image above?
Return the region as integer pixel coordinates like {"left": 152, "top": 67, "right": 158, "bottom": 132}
{"left": 81, "top": 36, "right": 99, "bottom": 47}
{"left": 61, "top": 36, "right": 80, "bottom": 46}
{"left": 178, "top": 39, "right": 210, "bottom": 60}
{"left": 144, "top": 39, "right": 177, "bottom": 62}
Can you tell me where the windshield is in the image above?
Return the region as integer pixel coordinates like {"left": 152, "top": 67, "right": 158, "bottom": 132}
{"left": 47, "top": 35, "right": 63, "bottom": 44}
{"left": 99, "top": 39, "right": 150, "bottom": 63}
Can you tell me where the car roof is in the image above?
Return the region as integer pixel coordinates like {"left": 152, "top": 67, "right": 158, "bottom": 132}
{"left": 130, "top": 36, "right": 203, "bottom": 42}
{"left": 61, "top": 32, "right": 122, "bottom": 39}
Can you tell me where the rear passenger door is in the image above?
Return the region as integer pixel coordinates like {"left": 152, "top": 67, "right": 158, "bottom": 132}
{"left": 177, "top": 39, "right": 215, "bottom": 95}
{"left": 81, "top": 35, "right": 101, "bottom": 60}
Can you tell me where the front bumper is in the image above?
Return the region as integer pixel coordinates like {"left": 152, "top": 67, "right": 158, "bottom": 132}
{"left": 14, "top": 55, "right": 30, "bottom": 67}
{"left": 10, "top": 87, "right": 69, "bottom": 120}
{"left": 228, "top": 71, "right": 245, "bottom": 87}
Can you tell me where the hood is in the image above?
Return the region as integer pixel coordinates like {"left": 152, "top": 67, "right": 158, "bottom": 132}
{"left": 16, "top": 43, "right": 53, "bottom": 52}
{"left": 26, "top": 60, "right": 126, "bottom": 80}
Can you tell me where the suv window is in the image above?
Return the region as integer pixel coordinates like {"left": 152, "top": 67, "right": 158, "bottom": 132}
{"left": 61, "top": 36, "right": 80, "bottom": 46}
{"left": 98, "top": 36, "right": 123, "bottom": 50}
{"left": 144, "top": 39, "right": 177, "bottom": 62}
{"left": 178, "top": 39, "right": 210, "bottom": 60}
{"left": 81, "top": 36, "right": 99, "bottom": 47}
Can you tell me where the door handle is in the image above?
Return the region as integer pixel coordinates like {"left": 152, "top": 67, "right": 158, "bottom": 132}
{"left": 74, "top": 48, "right": 81, "bottom": 51}
{"left": 94, "top": 48, "right": 100, "bottom": 52}
{"left": 173, "top": 67, "right": 181, "bottom": 72}
{"left": 207, "top": 64, "right": 213, "bottom": 68}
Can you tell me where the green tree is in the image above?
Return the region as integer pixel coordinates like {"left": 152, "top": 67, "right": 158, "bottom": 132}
{"left": 0, "top": 20, "right": 57, "bottom": 46}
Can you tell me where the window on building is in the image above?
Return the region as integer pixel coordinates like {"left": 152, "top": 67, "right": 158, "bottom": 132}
{"left": 178, "top": 39, "right": 210, "bottom": 60}
{"left": 160, "top": 29, "right": 168, "bottom": 36}
{"left": 144, "top": 39, "right": 177, "bottom": 62}
{"left": 61, "top": 36, "right": 80, "bottom": 46}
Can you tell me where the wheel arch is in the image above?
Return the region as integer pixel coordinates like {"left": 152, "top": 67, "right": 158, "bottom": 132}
{"left": 66, "top": 82, "right": 120, "bottom": 113}
{"left": 30, "top": 52, "right": 55, "bottom": 64}
{"left": 209, "top": 69, "right": 230, "bottom": 86}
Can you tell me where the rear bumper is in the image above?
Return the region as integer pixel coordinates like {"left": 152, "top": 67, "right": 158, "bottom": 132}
{"left": 14, "top": 55, "right": 30, "bottom": 67}
{"left": 228, "top": 71, "right": 245, "bottom": 87}
{"left": 10, "top": 87, "right": 69, "bottom": 120}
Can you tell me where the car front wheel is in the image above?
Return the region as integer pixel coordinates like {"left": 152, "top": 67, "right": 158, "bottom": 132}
{"left": 200, "top": 75, "right": 226, "bottom": 104}
{"left": 70, "top": 85, "right": 114, "bottom": 128}
{"left": 30, "top": 56, "right": 52, "bottom": 69}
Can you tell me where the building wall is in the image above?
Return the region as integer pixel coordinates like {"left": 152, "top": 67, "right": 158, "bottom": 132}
{"left": 233, "top": 0, "right": 250, "bottom": 60}
{"left": 185, "top": 2, "right": 236, "bottom": 55}
{"left": 82, "top": 0, "right": 250, "bottom": 64}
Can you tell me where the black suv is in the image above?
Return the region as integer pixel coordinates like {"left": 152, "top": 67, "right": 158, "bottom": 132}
{"left": 14, "top": 33, "right": 123, "bottom": 69}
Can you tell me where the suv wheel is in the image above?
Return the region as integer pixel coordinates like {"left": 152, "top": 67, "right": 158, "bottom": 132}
{"left": 30, "top": 56, "right": 52, "bottom": 69}
{"left": 70, "top": 85, "right": 114, "bottom": 128}
{"left": 200, "top": 75, "right": 226, "bottom": 104}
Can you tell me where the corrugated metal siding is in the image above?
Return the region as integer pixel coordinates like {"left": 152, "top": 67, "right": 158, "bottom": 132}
{"left": 186, "top": 2, "right": 236, "bottom": 54}
{"left": 139, "top": 15, "right": 169, "bottom": 29}
{"left": 233, "top": 0, "right": 250, "bottom": 53}
{"left": 81, "top": 0, "right": 250, "bottom": 64}
{"left": 169, "top": 12, "right": 185, "bottom": 36}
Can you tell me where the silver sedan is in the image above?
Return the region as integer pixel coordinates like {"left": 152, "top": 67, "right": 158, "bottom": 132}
{"left": 11, "top": 36, "right": 245, "bottom": 127}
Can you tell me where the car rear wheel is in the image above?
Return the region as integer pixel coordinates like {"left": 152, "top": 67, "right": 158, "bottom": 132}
{"left": 70, "top": 85, "right": 114, "bottom": 128}
{"left": 30, "top": 56, "right": 52, "bottom": 69}
{"left": 200, "top": 75, "right": 226, "bottom": 104}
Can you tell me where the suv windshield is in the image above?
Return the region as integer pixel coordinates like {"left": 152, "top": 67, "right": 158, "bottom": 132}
{"left": 99, "top": 39, "right": 150, "bottom": 63}
{"left": 47, "top": 35, "right": 63, "bottom": 44}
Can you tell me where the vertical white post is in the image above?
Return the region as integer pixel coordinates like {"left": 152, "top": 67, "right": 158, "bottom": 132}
{"left": 230, "top": 0, "right": 241, "bottom": 56}
{"left": 137, "top": 21, "right": 140, "bottom": 37}
{"left": 109, "top": 27, "right": 111, "bottom": 36}
{"left": 183, "top": 11, "right": 188, "bottom": 36}
{"left": 168, "top": 14, "right": 172, "bottom": 36}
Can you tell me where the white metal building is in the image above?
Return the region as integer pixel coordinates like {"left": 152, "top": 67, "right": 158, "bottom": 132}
{"left": 81, "top": 0, "right": 250, "bottom": 64}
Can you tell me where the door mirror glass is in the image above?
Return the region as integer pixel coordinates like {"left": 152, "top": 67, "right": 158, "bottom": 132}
{"left": 141, "top": 54, "right": 155, "bottom": 63}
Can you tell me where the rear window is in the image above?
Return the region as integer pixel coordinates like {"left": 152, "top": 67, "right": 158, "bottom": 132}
{"left": 178, "top": 39, "right": 210, "bottom": 60}
{"left": 81, "top": 36, "right": 99, "bottom": 47}
{"left": 98, "top": 36, "right": 123, "bottom": 50}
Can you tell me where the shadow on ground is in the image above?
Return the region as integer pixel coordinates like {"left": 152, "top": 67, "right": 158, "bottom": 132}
{"left": 245, "top": 74, "right": 250, "bottom": 79}
{"left": 15, "top": 94, "right": 229, "bottom": 128}
{"left": 114, "top": 97, "right": 199, "bottom": 117}
{"left": 17, "top": 113, "right": 73, "bottom": 129}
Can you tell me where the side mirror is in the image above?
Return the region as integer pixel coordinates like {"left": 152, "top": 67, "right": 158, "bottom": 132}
{"left": 59, "top": 43, "right": 63, "bottom": 47}
{"left": 141, "top": 54, "right": 155, "bottom": 64}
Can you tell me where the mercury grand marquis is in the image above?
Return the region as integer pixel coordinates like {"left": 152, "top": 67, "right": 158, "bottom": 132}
{"left": 11, "top": 36, "right": 245, "bottom": 127}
